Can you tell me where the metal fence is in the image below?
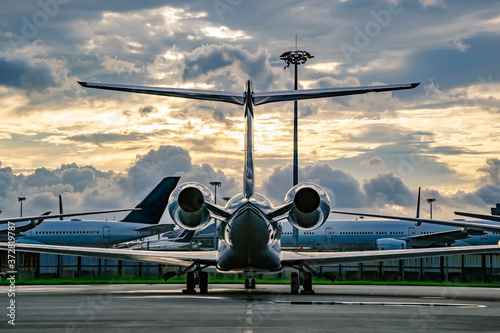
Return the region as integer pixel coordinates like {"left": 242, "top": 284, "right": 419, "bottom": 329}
{"left": 2, "top": 252, "right": 500, "bottom": 283}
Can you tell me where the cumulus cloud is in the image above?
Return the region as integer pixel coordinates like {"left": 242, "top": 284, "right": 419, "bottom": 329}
{"left": 263, "top": 163, "right": 367, "bottom": 208}
{"left": 363, "top": 173, "right": 415, "bottom": 207}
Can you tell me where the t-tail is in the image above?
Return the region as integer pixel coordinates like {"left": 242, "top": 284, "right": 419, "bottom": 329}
{"left": 78, "top": 79, "right": 419, "bottom": 202}
{"left": 121, "top": 177, "right": 180, "bottom": 224}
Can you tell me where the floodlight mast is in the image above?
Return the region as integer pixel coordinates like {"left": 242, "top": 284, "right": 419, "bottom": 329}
{"left": 279, "top": 38, "right": 314, "bottom": 248}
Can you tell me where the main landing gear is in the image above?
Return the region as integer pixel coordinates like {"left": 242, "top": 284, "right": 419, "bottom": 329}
{"left": 163, "top": 263, "right": 209, "bottom": 294}
{"left": 183, "top": 270, "right": 209, "bottom": 294}
{"left": 290, "top": 264, "right": 336, "bottom": 294}
{"left": 290, "top": 271, "right": 314, "bottom": 294}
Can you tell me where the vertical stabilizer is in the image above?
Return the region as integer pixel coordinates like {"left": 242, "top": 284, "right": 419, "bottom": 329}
{"left": 243, "top": 80, "right": 255, "bottom": 199}
{"left": 416, "top": 187, "right": 421, "bottom": 218}
{"left": 59, "top": 195, "right": 63, "bottom": 220}
{"left": 121, "top": 177, "right": 180, "bottom": 224}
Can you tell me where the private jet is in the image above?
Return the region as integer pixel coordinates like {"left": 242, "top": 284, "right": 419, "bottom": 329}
{"left": 3, "top": 78, "right": 500, "bottom": 294}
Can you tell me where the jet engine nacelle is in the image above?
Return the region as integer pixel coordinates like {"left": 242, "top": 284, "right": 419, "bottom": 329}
{"left": 167, "top": 182, "right": 213, "bottom": 230}
{"left": 375, "top": 238, "right": 407, "bottom": 250}
{"left": 284, "top": 183, "right": 330, "bottom": 230}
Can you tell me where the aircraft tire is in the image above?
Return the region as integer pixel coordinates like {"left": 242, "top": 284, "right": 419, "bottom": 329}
{"left": 199, "top": 271, "right": 208, "bottom": 294}
{"left": 291, "top": 272, "right": 299, "bottom": 294}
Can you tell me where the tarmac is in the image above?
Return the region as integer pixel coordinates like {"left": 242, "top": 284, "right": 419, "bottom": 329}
{"left": 1, "top": 283, "right": 500, "bottom": 332}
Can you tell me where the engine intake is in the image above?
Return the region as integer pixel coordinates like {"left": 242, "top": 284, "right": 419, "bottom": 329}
{"left": 285, "top": 183, "right": 330, "bottom": 230}
{"left": 167, "top": 182, "right": 213, "bottom": 230}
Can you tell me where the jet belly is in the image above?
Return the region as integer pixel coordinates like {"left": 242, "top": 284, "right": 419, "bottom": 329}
{"left": 217, "top": 203, "right": 281, "bottom": 272}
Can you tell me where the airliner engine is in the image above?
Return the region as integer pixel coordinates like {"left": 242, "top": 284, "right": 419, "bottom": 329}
{"left": 284, "top": 183, "right": 330, "bottom": 230}
{"left": 167, "top": 182, "right": 213, "bottom": 230}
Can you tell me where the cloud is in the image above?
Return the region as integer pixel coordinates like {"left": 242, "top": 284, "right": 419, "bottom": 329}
{"left": 99, "top": 55, "right": 142, "bottom": 74}
{"left": 478, "top": 158, "right": 500, "bottom": 186}
{"left": 263, "top": 163, "right": 367, "bottom": 208}
{"left": 181, "top": 43, "right": 278, "bottom": 90}
{"left": 0, "top": 56, "right": 58, "bottom": 91}
{"left": 363, "top": 173, "right": 415, "bottom": 207}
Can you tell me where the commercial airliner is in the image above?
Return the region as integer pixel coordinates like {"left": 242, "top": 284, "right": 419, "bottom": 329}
{"left": 281, "top": 219, "right": 500, "bottom": 250}
{"left": 2, "top": 177, "right": 179, "bottom": 247}
{"left": 3, "top": 79, "right": 500, "bottom": 294}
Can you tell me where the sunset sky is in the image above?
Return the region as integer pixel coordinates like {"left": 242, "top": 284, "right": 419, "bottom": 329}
{"left": 1, "top": 0, "right": 500, "bottom": 222}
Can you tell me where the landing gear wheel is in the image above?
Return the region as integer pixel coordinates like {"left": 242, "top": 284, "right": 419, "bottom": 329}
{"left": 244, "top": 277, "right": 250, "bottom": 289}
{"left": 250, "top": 278, "right": 256, "bottom": 289}
{"left": 183, "top": 271, "right": 196, "bottom": 294}
{"left": 301, "top": 272, "right": 314, "bottom": 294}
{"left": 199, "top": 271, "right": 208, "bottom": 294}
{"left": 291, "top": 272, "right": 299, "bottom": 294}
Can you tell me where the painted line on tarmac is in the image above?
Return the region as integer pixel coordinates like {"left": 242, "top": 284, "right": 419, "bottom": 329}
{"left": 275, "top": 301, "right": 486, "bottom": 308}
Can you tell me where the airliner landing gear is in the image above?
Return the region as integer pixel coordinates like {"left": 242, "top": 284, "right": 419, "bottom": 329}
{"left": 244, "top": 276, "right": 256, "bottom": 289}
{"left": 290, "top": 264, "right": 327, "bottom": 294}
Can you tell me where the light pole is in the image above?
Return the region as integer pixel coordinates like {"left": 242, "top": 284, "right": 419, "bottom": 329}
{"left": 426, "top": 198, "right": 436, "bottom": 219}
{"left": 209, "top": 181, "right": 222, "bottom": 249}
{"left": 209, "top": 181, "right": 222, "bottom": 205}
{"left": 18, "top": 197, "right": 26, "bottom": 217}
{"left": 280, "top": 36, "right": 314, "bottom": 248}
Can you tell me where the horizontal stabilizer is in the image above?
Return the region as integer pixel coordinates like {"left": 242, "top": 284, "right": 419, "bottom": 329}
{"left": 78, "top": 82, "right": 244, "bottom": 106}
{"left": 253, "top": 83, "right": 420, "bottom": 106}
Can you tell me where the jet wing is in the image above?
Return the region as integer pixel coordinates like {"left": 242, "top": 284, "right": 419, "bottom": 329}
{"left": 0, "top": 242, "right": 217, "bottom": 267}
{"left": 253, "top": 83, "right": 420, "bottom": 106}
{"left": 78, "top": 82, "right": 245, "bottom": 106}
{"left": 281, "top": 244, "right": 500, "bottom": 267}
{"left": 332, "top": 210, "right": 500, "bottom": 233}
{"left": 454, "top": 211, "right": 500, "bottom": 222}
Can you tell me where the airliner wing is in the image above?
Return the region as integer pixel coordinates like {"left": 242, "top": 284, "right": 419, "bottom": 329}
{"left": 0, "top": 242, "right": 217, "bottom": 267}
{"left": 281, "top": 244, "right": 500, "bottom": 266}
{"left": 78, "top": 82, "right": 244, "bottom": 106}
{"left": 253, "top": 83, "right": 420, "bottom": 106}
{"left": 403, "top": 229, "right": 484, "bottom": 247}
{"left": 332, "top": 210, "right": 500, "bottom": 233}
{"left": 134, "top": 224, "right": 176, "bottom": 233}
{"left": 454, "top": 211, "right": 500, "bottom": 222}
{"left": 0, "top": 208, "right": 139, "bottom": 225}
